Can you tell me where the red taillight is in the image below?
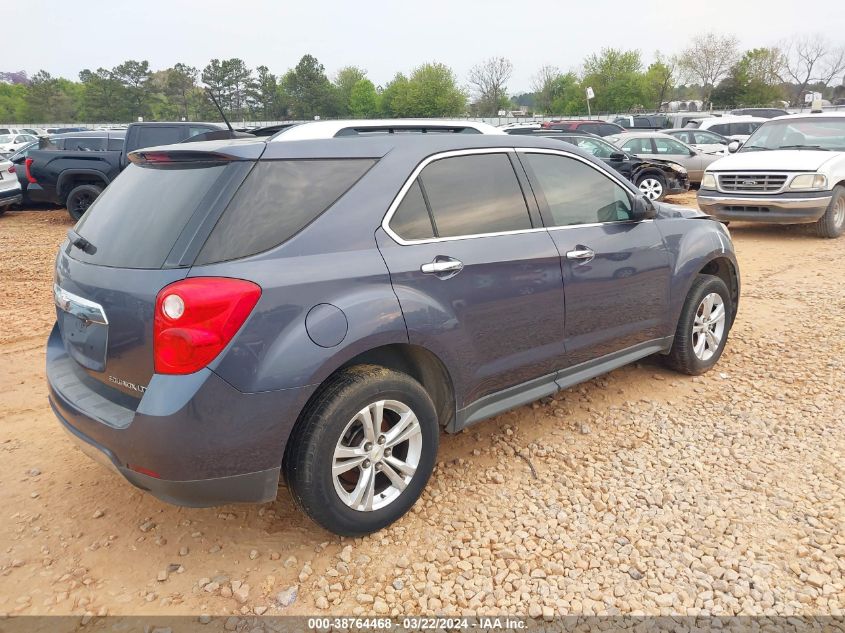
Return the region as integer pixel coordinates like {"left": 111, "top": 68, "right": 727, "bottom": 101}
{"left": 25, "top": 157, "right": 37, "bottom": 183}
{"left": 8, "top": 165, "right": 15, "bottom": 174}
{"left": 154, "top": 277, "right": 261, "bottom": 375}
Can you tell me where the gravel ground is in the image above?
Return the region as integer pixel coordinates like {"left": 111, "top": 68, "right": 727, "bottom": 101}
{"left": 0, "top": 199, "right": 843, "bottom": 620}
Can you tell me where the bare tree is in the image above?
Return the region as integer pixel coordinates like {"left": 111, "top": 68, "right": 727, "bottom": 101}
{"left": 531, "top": 64, "right": 561, "bottom": 113}
{"left": 468, "top": 57, "right": 513, "bottom": 116}
{"left": 679, "top": 32, "right": 740, "bottom": 103}
{"left": 784, "top": 36, "right": 845, "bottom": 105}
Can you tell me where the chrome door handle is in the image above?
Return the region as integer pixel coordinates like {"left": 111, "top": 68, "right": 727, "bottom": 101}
{"left": 566, "top": 248, "right": 595, "bottom": 261}
{"left": 421, "top": 258, "right": 463, "bottom": 275}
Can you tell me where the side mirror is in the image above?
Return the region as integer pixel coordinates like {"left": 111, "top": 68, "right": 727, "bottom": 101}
{"left": 632, "top": 195, "right": 657, "bottom": 221}
{"left": 728, "top": 140, "right": 741, "bottom": 153}
{"left": 609, "top": 152, "right": 625, "bottom": 161}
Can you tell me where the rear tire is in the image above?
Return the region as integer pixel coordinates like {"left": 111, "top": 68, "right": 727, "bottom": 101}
{"left": 283, "top": 365, "right": 439, "bottom": 536}
{"left": 636, "top": 172, "right": 667, "bottom": 201}
{"left": 664, "top": 274, "right": 732, "bottom": 376}
{"left": 66, "top": 184, "right": 102, "bottom": 221}
{"left": 815, "top": 185, "right": 845, "bottom": 239}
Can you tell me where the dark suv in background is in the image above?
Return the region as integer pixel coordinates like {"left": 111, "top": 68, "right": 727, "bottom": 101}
{"left": 47, "top": 132, "right": 739, "bottom": 535}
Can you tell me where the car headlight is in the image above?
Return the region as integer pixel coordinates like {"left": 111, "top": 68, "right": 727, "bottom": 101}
{"left": 669, "top": 163, "right": 687, "bottom": 174}
{"left": 701, "top": 173, "right": 717, "bottom": 189}
{"left": 789, "top": 174, "right": 827, "bottom": 190}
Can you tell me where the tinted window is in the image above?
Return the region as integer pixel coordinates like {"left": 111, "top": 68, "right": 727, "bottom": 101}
{"left": 600, "top": 124, "right": 623, "bottom": 136}
{"left": 671, "top": 131, "right": 693, "bottom": 144}
{"left": 107, "top": 137, "right": 124, "bottom": 151}
{"left": 65, "top": 137, "right": 107, "bottom": 151}
{"left": 390, "top": 180, "right": 435, "bottom": 240}
{"left": 710, "top": 124, "right": 730, "bottom": 136}
{"left": 74, "top": 163, "right": 229, "bottom": 268}
{"left": 197, "top": 159, "right": 375, "bottom": 264}
{"left": 579, "top": 124, "right": 601, "bottom": 134}
{"left": 417, "top": 153, "right": 531, "bottom": 238}
{"left": 694, "top": 131, "right": 723, "bottom": 144}
{"left": 132, "top": 126, "right": 187, "bottom": 150}
{"left": 572, "top": 137, "right": 616, "bottom": 158}
{"left": 524, "top": 153, "right": 632, "bottom": 226}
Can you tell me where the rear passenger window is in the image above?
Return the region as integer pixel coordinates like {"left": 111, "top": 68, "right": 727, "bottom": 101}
{"left": 107, "top": 137, "right": 124, "bottom": 151}
{"left": 418, "top": 153, "right": 531, "bottom": 238}
{"left": 390, "top": 180, "right": 435, "bottom": 240}
{"left": 197, "top": 159, "right": 375, "bottom": 264}
{"left": 524, "top": 153, "right": 633, "bottom": 226}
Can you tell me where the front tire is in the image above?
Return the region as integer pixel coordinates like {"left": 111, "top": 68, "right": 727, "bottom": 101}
{"left": 66, "top": 184, "right": 102, "bottom": 221}
{"left": 283, "top": 365, "right": 439, "bottom": 536}
{"left": 815, "top": 185, "right": 845, "bottom": 239}
{"left": 664, "top": 274, "right": 732, "bottom": 375}
{"left": 636, "top": 173, "right": 666, "bottom": 201}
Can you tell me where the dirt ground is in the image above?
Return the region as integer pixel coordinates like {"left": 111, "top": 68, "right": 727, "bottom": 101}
{"left": 0, "top": 196, "right": 843, "bottom": 621}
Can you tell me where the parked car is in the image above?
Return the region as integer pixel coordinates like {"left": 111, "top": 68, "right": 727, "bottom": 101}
{"left": 730, "top": 108, "right": 790, "bottom": 119}
{"left": 612, "top": 114, "right": 670, "bottom": 130}
{"left": 607, "top": 131, "right": 723, "bottom": 184}
{"left": 23, "top": 122, "right": 221, "bottom": 219}
{"left": 6, "top": 140, "right": 39, "bottom": 203}
{"left": 697, "top": 113, "right": 845, "bottom": 238}
{"left": 20, "top": 127, "right": 49, "bottom": 137}
{"left": 665, "top": 128, "right": 730, "bottom": 155}
{"left": 504, "top": 130, "right": 689, "bottom": 200}
{"left": 662, "top": 113, "right": 713, "bottom": 129}
{"left": 47, "top": 132, "right": 739, "bottom": 535}
{"left": 685, "top": 116, "right": 767, "bottom": 142}
{"left": 0, "top": 157, "right": 22, "bottom": 214}
{"left": 0, "top": 133, "right": 38, "bottom": 157}
{"left": 540, "top": 120, "right": 625, "bottom": 137}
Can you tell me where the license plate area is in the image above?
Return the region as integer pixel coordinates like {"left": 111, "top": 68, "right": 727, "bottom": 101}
{"left": 55, "top": 284, "right": 109, "bottom": 372}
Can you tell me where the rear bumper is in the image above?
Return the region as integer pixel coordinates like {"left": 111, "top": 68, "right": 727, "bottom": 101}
{"left": 46, "top": 323, "right": 313, "bottom": 507}
{"left": 697, "top": 190, "right": 831, "bottom": 224}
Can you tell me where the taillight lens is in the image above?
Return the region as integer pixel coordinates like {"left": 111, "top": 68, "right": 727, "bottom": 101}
{"left": 25, "top": 157, "right": 37, "bottom": 183}
{"left": 8, "top": 165, "right": 15, "bottom": 174}
{"left": 154, "top": 277, "right": 261, "bottom": 375}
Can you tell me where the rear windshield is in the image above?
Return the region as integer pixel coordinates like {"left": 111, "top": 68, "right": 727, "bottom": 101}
{"left": 73, "top": 162, "right": 229, "bottom": 269}
{"left": 195, "top": 159, "right": 375, "bottom": 264}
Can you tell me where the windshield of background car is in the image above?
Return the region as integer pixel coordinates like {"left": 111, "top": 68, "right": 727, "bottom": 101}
{"left": 0, "top": 135, "right": 13, "bottom": 144}
{"left": 741, "top": 118, "right": 845, "bottom": 151}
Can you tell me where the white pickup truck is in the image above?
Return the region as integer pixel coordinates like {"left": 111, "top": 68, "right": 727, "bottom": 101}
{"left": 697, "top": 113, "right": 845, "bottom": 238}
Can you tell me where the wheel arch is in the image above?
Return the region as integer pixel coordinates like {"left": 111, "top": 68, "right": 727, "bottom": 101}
{"left": 58, "top": 171, "right": 109, "bottom": 201}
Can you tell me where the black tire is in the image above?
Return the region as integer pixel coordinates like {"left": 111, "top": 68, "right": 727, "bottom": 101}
{"left": 664, "top": 274, "right": 733, "bottom": 376}
{"left": 636, "top": 172, "right": 667, "bottom": 201}
{"left": 0, "top": 206, "right": 7, "bottom": 217}
{"left": 66, "top": 184, "right": 102, "bottom": 221}
{"left": 815, "top": 185, "right": 845, "bottom": 239}
{"left": 283, "top": 365, "right": 439, "bottom": 536}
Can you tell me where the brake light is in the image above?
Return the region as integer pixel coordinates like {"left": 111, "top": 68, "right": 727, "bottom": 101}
{"left": 8, "top": 165, "right": 15, "bottom": 174}
{"left": 25, "top": 158, "right": 36, "bottom": 183}
{"left": 154, "top": 277, "right": 261, "bottom": 375}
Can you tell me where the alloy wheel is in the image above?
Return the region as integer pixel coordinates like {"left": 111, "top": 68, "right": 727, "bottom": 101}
{"left": 332, "top": 400, "right": 422, "bottom": 512}
{"left": 833, "top": 197, "right": 845, "bottom": 229}
{"left": 692, "top": 292, "right": 726, "bottom": 361}
{"left": 639, "top": 178, "right": 663, "bottom": 200}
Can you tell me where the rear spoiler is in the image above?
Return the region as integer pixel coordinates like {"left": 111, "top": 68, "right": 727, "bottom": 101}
{"left": 182, "top": 129, "right": 255, "bottom": 143}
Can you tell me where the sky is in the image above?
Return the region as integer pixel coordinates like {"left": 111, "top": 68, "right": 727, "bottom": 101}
{"left": 8, "top": 0, "right": 845, "bottom": 93}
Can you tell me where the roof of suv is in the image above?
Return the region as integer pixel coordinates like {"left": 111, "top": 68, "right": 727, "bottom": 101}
{"left": 270, "top": 119, "right": 504, "bottom": 141}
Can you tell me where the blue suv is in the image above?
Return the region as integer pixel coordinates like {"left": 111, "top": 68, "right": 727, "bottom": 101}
{"left": 47, "top": 132, "right": 739, "bottom": 535}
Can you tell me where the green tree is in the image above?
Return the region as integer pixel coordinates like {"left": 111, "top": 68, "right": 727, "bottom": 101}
{"left": 282, "top": 54, "right": 337, "bottom": 119}
{"left": 548, "top": 72, "right": 584, "bottom": 115}
{"left": 24, "top": 71, "right": 78, "bottom": 122}
{"left": 0, "top": 83, "right": 27, "bottom": 121}
{"left": 333, "top": 66, "right": 367, "bottom": 116}
{"left": 393, "top": 63, "right": 466, "bottom": 117}
{"left": 733, "top": 48, "right": 785, "bottom": 105}
{"left": 348, "top": 79, "right": 378, "bottom": 117}
{"left": 379, "top": 73, "right": 410, "bottom": 116}
{"left": 252, "top": 65, "right": 281, "bottom": 119}
{"left": 112, "top": 60, "right": 153, "bottom": 118}
{"left": 641, "top": 54, "right": 678, "bottom": 111}
{"left": 79, "top": 68, "right": 125, "bottom": 121}
{"left": 164, "top": 63, "right": 199, "bottom": 120}
{"left": 581, "top": 48, "right": 645, "bottom": 112}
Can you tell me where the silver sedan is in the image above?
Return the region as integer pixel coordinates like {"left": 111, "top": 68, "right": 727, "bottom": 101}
{"left": 606, "top": 131, "right": 724, "bottom": 184}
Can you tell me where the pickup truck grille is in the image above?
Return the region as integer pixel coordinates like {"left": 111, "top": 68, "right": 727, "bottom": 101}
{"left": 718, "top": 173, "right": 788, "bottom": 193}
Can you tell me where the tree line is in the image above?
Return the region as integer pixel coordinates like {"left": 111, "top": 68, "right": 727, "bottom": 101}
{"left": 1, "top": 33, "right": 843, "bottom": 124}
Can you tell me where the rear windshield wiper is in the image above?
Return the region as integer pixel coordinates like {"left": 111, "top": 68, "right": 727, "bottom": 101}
{"left": 67, "top": 229, "right": 97, "bottom": 255}
{"left": 776, "top": 144, "right": 831, "bottom": 151}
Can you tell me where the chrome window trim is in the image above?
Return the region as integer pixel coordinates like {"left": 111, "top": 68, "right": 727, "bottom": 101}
{"left": 381, "top": 148, "right": 545, "bottom": 246}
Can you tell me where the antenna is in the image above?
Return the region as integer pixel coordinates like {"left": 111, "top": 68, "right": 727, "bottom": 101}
{"left": 205, "top": 88, "right": 234, "bottom": 133}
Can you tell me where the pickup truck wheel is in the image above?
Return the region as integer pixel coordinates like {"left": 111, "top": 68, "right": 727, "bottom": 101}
{"left": 664, "top": 274, "right": 732, "bottom": 376}
{"left": 816, "top": 185, "right": 845, "bottom": 239}
{"left": 283, "top": 365, "right": 438, "bottom": 536}
{"left": 636, "top": 173, "right": 666, "bottom": 201}
{"left": 66, "top": 184, "right": 102, "bottom": 221}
